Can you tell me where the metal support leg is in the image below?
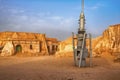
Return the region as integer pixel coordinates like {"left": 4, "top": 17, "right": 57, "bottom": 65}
{"left": 89, "top": 33, "right": 92, "bottom": 67}
{"left": 72, "top": 32, "right": 76, "bottom": 66}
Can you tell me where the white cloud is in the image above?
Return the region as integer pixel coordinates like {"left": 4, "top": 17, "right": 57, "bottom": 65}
{"left": 0, "top": 4, "right": 104, "bottom": 40}
{"left": 8, "top": 8, "right": 25, "bottom": 14}
{"left": 0, "top": 7, "right": 77, "bottom": 40}
{"left": 49, "top": 16, "right": 63, "bottom": 20}
{"left": 37, "top": 12, "right": 51, "bottom": 18}
{"left": 90, "top": 6, "right": 99, "bottom": 10}
{"left": 0, "top": 5, "right": 105, "bottom": 40}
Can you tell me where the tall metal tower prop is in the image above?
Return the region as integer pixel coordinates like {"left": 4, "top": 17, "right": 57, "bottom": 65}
{"left": 72, "top": 0, "right": 92, "bottom": 67}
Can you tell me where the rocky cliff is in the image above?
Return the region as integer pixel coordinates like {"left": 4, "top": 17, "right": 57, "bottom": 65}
{"left": 93, "top": 24, "right": 120, "bottom": 56}
{"left": 57, "top": 24, "right": 120, "bottom": 57}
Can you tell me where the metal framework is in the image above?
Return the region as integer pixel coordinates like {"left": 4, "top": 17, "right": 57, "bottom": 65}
{"left": 72, "top": 0, "right": 92, "bottom": 67}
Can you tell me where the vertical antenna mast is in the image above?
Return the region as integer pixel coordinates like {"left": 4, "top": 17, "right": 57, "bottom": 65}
{"left": 73, "top": 0, "right": 92, "bottom": 68}
{"left": 82, "top": 0, "right": 84, "bottom": 12}
{"left": 79, "top": 0, "right": 85, "bottom": 30}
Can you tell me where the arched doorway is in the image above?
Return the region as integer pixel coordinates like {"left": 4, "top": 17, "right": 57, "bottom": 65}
{"left": 16, "top": 45, "right": 22, "bottom": 53}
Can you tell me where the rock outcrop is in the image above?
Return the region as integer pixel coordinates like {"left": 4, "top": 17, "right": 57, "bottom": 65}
{"left": 57, "top": 24, "right": 120, "bottom": 57}
{"left": 56, "top": 37, "right": 75, "bottom": 57}
{"left": 93, "top": 24, "right": 120, "bottom": 56}
{"left": 1, "top": 41, "right": 15, "bottom": 56}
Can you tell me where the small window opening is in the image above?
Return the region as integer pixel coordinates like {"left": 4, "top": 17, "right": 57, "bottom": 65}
{"left": 30, "top": 45, "right": 33, "bottom": 49}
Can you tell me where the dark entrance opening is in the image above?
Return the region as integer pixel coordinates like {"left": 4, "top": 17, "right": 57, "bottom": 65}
{"left": 47, "top": 46, "right": 50, "bottom": 54}
{"left": 16, "top": 45, "right": 22, "bottom": 53}
{"left": 40, "top": 42, "right": 42, "bottom": 52}
{"left": 30, "top": 44, "right": 33, "bottom": 50}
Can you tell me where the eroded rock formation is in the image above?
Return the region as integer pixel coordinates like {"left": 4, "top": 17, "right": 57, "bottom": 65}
{"left": 57, "top": 24, "right": 120, "bottom": 57}
{"left": 56, "top": 37, "right": 74, "bottom": 57}
{"left": 93, "top": 24, "right": 120, "bottom": 56}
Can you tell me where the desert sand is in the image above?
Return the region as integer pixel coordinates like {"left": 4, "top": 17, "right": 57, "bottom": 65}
{"left": 0, "top": 54, "right": 120, "bottom": 80}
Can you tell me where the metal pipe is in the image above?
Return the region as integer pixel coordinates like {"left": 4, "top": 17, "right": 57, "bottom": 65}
{"left": 82, "top": 0, "right": 84, "bottom": 13}
{"left": 72, "top": 32, "right": 76, "bottom": 65}
{"left": 79, "top": 33, "right": 86, "bottom": 67}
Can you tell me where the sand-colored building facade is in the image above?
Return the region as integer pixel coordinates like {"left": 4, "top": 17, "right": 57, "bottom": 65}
{"left": 0, "top": 31, "right": 59, "bottom": 56}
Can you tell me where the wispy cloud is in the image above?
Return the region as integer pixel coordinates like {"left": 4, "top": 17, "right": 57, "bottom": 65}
{"left": 73, "top": 2, "right": 104, "bottom": 11}
{"left": 87, "top": 3, "right": 104, "bottom": 10}
{"left": 0, "top": 2, "right": 106, "bottom": 40}
{"left": 49, "top": 16, "right": 63, "bottom": 20}
{"left": 8, "top": 9, "right": 25, "bottom": 14}
{"left": 0, "top": 7, "right": 77, "bottom": 40}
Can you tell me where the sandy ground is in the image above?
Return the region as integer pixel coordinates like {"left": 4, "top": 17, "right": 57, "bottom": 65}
{"left": 0, "top": 54, "right": 120, "bottom": 80}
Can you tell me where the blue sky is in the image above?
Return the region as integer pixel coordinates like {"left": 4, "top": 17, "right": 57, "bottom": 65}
{"left": 0, "top": 0, "right": 120, "bottom": 40}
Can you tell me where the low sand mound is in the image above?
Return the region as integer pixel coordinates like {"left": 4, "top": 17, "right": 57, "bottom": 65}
{"left": 55, "top": 52, "right": 73, "bottom": 57}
